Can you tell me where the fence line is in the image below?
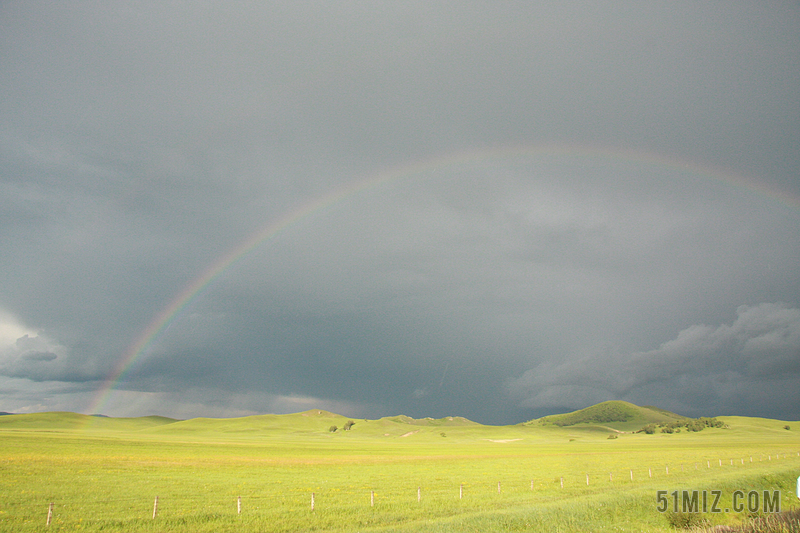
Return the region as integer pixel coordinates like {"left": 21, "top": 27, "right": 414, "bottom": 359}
{"left": 23, "top": 450, "right": 799, "bottom": 526}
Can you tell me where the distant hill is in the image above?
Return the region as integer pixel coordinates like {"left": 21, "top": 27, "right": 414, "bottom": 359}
{"left": 0, "top": 409, "right": 475, "bottom": 437}
{"left": 527, "top": 401, "right": 686, "bottom": 432}
{"left": 4, "top": 403, "right": 783, "bottom": 439}
{"left": 380, "top": 415, "right": 478, "bottom": 427}
{"left": 140, "top": 410, "right": 482, "bottom": 438}
{"left": 143, "top": 409, "right": 357, "bottom": 435}
{"left": 0, "top": 411, "right": 178, "bottom": 431}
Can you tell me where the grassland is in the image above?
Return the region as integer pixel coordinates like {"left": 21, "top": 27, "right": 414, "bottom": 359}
{"left": 0, "top": 404, "right": 798, "bottom": 532}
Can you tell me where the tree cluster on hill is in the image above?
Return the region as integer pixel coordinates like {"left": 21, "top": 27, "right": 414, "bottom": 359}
{"left": 328, "top": 420, "right": 356, "bottom": 433}
{"left": 638, "top": 417, "right": 725, "bottom": 434}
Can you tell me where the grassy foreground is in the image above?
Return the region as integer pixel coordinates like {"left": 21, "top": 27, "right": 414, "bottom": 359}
{"left": 0, "top": 408, "right": 798, "bottom": 532}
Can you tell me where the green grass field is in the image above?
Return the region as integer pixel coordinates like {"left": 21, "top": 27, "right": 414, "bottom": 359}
{"left": 1, "top": 404, "right": 798, "bottom": 532}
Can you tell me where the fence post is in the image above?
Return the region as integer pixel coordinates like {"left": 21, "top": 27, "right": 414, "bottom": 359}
{"left": 666, "top": 465, "right": 669, "bottom": 475}
{"left": 648, "top": 468, "right": 652, "bottom": 478}
{"left": 630, "top": 469, "right": 633, "bottom": 481}
{"left": 586, "top": 473, "right": 589, "bottom": 486}
{"left": 459, "top": 483, "right": 463, "bottom": 500}
{"left": 237, "top": 496, "right": 241, "bottom": 515}
{"left": 152, "top": 496, "right": 158, "bottom": 519}
{"left": 560, "top": 477, "right": 564, "bottom": 489}
{"left": 418, "top": 486, "right": 421, "bottom": 502}
{"left": 311, "top": 492, "right": 315, "bottom": 511}
{"left": 498, "top": 481, "right": 501, "bottom": 494}
{"left": 371, "top": 490, "right": 374, "bottom": 507}
{"left": 46, "top": 502, "right": 53, "bottom": 526}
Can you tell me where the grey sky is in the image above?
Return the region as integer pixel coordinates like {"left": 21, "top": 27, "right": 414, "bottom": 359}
{"left": 1, "top": 2, "right": 798, "bottom": 423}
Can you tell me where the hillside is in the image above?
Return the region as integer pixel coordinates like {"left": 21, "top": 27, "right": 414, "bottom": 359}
{"left": 528, "top": 400, "right": 686, "bottom": 432}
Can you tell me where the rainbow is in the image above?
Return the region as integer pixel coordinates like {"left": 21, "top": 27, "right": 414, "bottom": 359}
{"left": 85, "top": 143, "right": 800, "bottom": 415}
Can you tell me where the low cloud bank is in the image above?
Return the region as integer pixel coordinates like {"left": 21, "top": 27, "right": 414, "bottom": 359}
{"left": 508, "top": 303, "right": 800, "bottom": 419}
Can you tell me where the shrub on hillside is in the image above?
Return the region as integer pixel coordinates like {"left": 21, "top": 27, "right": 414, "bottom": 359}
{"left": 665, "top": 511, "right": 708, "bottom": 529}
{"left": 639, "top": 416, "right": 725, "bottom": 434}
{"left": 686, "top": 420, "right": 705, "bottom": 432}
{"left": 697, "top": 417, "right": 725, "bottom": 429}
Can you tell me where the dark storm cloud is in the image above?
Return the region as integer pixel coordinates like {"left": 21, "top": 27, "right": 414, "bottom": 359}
{"left": 22, "top": 352, "right": 57, "bottom": 363}
{"left": 99, "top": 160, "right": 800, "bottom": 423}
{"left": 0, "top": 2, "right": 798, "bottom": 420}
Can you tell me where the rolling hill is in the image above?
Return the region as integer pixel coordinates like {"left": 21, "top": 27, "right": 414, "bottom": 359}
{"left": 139, "top": 410, "right": 484, "bottom": 439}
{"left": 526, "top": 400, "right": 686, "bottom": 432}
{"left": 0, "top": 411, "right": 178, "bottom": 431}
{"left": 2, "top": 401, "right": 789, "bottom": 439}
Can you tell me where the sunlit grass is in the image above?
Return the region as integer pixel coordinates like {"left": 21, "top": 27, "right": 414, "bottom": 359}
{"left": 0, "top": 411, "right": 797, "bottom": 531}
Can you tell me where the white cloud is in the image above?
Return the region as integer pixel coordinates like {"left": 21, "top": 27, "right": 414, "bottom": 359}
{"left": 0, "top": 309, "right": 35, "bottom": 346}
{"left": 0, "top": 313, "right": 71, "bottom": 382}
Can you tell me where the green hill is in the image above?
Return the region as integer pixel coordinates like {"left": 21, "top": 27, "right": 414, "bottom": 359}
{"left": 528, "top": 401, "right": 686, "bottom": 432}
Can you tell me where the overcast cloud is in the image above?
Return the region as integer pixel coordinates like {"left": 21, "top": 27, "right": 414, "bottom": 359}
{"left": 1, "top": 2, "right": 798, "bottom": 423}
